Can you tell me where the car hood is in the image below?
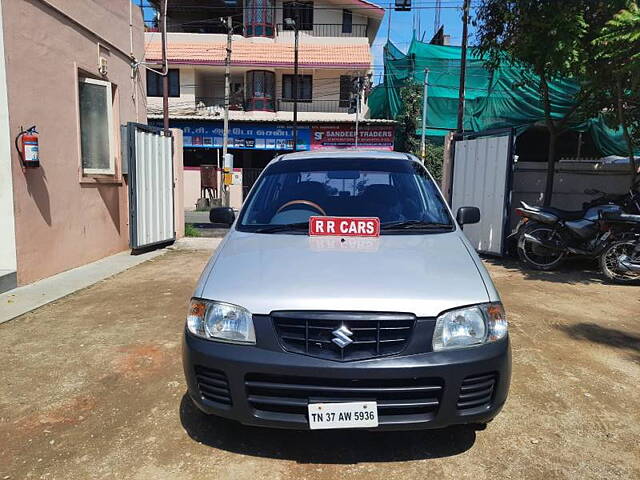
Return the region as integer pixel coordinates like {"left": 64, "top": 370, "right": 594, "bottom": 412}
{"left": 195, "top": 230, "right": 492, "bottom": 317}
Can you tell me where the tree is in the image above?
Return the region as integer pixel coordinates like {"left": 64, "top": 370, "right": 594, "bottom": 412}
{"left": 395, "top": 82, "right": 445, "bottom": 182}
{"left": 583, "top": 2, "right": 640, "bottom": 181}
{"left": 395, "top": 82, "right": 422, "bottom": 156}
{"left": 474, "top": 0, "right": 590, "bottom": 206}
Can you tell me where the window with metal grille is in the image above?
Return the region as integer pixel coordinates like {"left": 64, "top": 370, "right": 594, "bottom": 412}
{"left": 245, "top": 0, "right": 275, "bottom": 37}
{"left": 282, "top": 75, "right": 312, "bottom": 102}
{"left": 147, "top": 69, "right": 180, "bottom": 97}
{"left": 339, "top": 75, "right": 353, "bottom": 108}
{"left": 246, "top": 70, "right": 275, "bottom": 111}
{"left": 282, "top": 1, "right": 313, "bottom": 30}
{"left": 342, "top": 9, "right": 352, "bottom": 33}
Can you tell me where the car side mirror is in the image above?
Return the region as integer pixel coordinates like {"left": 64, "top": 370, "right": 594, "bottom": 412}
{"left": 210, "top": 207, "right": 235, "bottom": 226}
{"left": 456, "top": 206, "right": 480, "bottom": 227}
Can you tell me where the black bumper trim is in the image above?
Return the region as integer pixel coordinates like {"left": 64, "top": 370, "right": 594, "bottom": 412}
{"left": 183, "top": 330, "right": 511, "bottom": 431}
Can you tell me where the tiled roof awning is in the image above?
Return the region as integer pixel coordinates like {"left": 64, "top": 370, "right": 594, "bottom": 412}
{"left": 145, "top": 42, "right": 372, "bottom": 69}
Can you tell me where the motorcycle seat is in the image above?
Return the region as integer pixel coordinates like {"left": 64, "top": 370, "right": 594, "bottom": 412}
{"left": 521, "top": 202, "right": 584, "bottom": 220}
{"left": 543, "top": 207, "right": 586, "bottom": 221}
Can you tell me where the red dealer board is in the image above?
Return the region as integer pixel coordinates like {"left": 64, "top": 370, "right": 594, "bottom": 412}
{"left": 311, "top": 125, "right": 394, "bottom": 150}
{"left": 309, "top": 216, "right": 380, "bottom": 237}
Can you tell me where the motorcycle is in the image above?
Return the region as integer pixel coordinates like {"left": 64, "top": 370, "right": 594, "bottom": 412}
{"left": 509, "top": 183, "right": 640, "bottom": 271}
{"left": 581, "top": 181, "right": 640, "bottom": 213}
{"left": 599, "top": 228, "right": 640, "bottom": 284}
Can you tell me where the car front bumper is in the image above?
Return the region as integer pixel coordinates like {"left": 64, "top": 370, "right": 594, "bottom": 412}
{"left": 182, "top": 320, "right": 511, "bottom": 431}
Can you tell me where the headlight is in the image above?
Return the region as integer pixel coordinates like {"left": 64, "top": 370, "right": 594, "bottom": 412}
{"left": 433, "top": 303, "right": 507, "bottom": 351}
{"left": 187, "top": 299, "right": 255, "bottom": 344}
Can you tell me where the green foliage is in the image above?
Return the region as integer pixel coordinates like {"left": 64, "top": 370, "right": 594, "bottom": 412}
{"left": 423, "top": 144, "right": 444, "bottom": 183}
{"left": 581, "top": 2, "right": 639, "bottom": 173}
{"left": 474, "top": 0, "right": 637, "bottom": 201}
{"left": 595, "top": 2, "right": 640, "bottom": 69}
{"left": 474, "top": 0, "right": 588, "bottom": 80}
{"left": 591, "top": 3, "right": 640, "bottom": 139}
{"left": 394, "top": 82, "right": 445, "bottom": 183}
{"left": 394, "top": 81, "right": 422, "bottom": 155}
{"left": 185, "top": 224, "right": 200, "bottom": 237}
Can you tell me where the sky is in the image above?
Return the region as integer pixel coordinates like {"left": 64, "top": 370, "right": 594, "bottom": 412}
{"left": 370, "top": 2, "right": 478, "bottom": 84}
{"left": 132, "top": 0, "right": 478, "bottom": 85}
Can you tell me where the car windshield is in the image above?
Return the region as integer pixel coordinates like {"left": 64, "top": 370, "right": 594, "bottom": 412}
{"left": 237, "top": 157, "right": 453, "bottom": 233}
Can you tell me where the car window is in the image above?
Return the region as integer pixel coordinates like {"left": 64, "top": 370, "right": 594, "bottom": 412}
{"left": 238, "top": 158, "right": 453, "bottom": 230}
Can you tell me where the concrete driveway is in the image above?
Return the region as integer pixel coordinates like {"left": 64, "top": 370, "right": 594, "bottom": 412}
{"left": 0, "top": 247, "right": 638, "bottom": 479}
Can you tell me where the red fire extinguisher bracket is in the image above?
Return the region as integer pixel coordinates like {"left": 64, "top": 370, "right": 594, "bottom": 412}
{"left": 15, "top": 125, "right": 40, "bottom": 168}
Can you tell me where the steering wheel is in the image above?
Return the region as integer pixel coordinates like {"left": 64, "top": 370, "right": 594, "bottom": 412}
{"left": 275, "top": 200, "right": 327, "bottom": 216}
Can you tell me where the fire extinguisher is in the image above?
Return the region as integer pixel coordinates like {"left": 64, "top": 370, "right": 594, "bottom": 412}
{"left": 15, "top": 125, "right": 40, "bottom": 168}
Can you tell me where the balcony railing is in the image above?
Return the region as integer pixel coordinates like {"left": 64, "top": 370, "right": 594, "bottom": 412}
{"left": 275, "top": 23, "right": 368, "bottom": 37}
{"left": 145, "top": 19, "right": 369, "bottom": 38}
{"left": 276, "top": 99, "right": 351, "bottom": 113}
{"left": 194, "top": 97, "right": 356, "bottom": 114}
{"left": 196, "top": 97, "right": 247, "bottom": 114}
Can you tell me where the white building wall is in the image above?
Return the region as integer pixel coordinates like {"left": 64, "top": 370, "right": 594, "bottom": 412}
{"left": 0, "top": 0, "right": 18, "bottom": 274}
{"left": 274, "top": 0, "right": 370, "bottom": 45}
{"left": 146, "top": 0, "right": 375, "bottom": 116}
{"left": 274, "top": 0, "right": 368, "bottom": 25}
{"left": 158, "top": 65, "right": 371, "bottom": 117}
{"left": 147, "top": 66, "right": 196, "bottom": 113}
{"left": 274, "top": 68, "right": 353, "bottom": 101}
{"left": 195, "top": 69, "right": 245, "bottom": 103}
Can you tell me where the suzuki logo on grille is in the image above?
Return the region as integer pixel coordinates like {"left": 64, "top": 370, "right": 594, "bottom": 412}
{"left": 331, "top": 325, "right": 353, "bottom": 348}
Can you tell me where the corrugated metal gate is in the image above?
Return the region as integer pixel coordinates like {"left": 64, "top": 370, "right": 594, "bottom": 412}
{"left": 126, "top": 123, "right": 175, "bottom": 250}
{"left": 451, "top": 128, "right": 515, "bottom": 256}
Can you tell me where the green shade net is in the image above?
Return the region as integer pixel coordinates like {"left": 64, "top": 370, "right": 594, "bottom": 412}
{"left": 369, "top": 37, "right": 636, "bottom": 157}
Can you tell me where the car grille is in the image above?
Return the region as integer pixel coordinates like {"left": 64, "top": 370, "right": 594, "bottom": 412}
{"left": 271, "top": 312, "right": 416, "bottom": 361}
{"left": 457, "top": 373, "right": 497, "bottom": 411}
{"left": 194, "top": 366, "right": 232, "bottom": 405}
{"left": 245, "top": 373, "right": 443, "bottom": 425}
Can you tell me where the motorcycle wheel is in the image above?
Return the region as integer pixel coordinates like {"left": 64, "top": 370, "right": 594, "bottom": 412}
{"left": 600, "top": 240, "right": 640, "bottom": 284}
{"left": 517, "top": 222, "right": 566, "bottom": 271}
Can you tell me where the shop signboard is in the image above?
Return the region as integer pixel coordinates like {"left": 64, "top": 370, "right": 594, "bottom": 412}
{"left": 311, "top": 125, "right": 394, "bottom": 150}
{"left": 168, "top": 121, "right": 311, "bottom": 151}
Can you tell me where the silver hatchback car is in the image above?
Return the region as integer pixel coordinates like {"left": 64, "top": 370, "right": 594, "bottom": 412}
{"left": 183, "top": 151, "right": 511, "bottom": 431}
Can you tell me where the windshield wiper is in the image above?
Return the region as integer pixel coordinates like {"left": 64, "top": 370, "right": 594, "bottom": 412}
{"left": 253, "top": 222, "right": 309, "bottom": 233}
{"left": 381, "top": 220, "right": 453, "bottom": 230}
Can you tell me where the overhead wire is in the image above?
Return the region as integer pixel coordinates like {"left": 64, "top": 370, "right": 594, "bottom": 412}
{"left": 136, "top": 1, "right": 492, "bottom": 116}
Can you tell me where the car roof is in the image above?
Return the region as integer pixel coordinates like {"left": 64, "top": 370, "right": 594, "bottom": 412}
{"left": 271, "top": 150, "right": 419, "bottom": 164}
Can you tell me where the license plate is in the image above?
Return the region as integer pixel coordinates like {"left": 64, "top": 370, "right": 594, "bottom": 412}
{"left": 308, "top": 402, "right": 378, "bottom": 430}
{"left": 309, "top": 216, "right": 380, "bottom": 237}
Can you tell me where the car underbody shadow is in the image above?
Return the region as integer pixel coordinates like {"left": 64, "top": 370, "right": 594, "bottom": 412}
{"left": 179, "top": 394, "right": 476, "bottom": 463}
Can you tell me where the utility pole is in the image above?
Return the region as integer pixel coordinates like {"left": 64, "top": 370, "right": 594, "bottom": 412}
{"left": 354, "top": 87, "right": 360, "bottom": 149}
{"left": 292, "top": 12, "right": 300, "bottom": 152}
{"left": 456, "top": 0, "right": 470, "bottom": 133}
{"left": 222, "top": 16, "right": 232, "bottom": 163}
{"left": 222, "top": 16, "right": 232, "bottom": 207}
{"left": 420, "top": 68, "right": 429, "bottom": 162}
{"left": 160, "top": 0, "right": 169, "bottom": 134}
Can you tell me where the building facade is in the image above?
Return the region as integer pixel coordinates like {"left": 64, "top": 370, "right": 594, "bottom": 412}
{"left": 143, "top": 0, "right": 394, "bottom": 207}
{"left": 0, "top": 0, "right": 147, "bottom": 290}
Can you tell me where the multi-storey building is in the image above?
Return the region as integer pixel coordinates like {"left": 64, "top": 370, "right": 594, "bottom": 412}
{"left": 143, "top": 0, "right": 394, "bottom": 201}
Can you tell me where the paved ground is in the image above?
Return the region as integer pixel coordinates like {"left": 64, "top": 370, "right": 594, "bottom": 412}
{"left": 184, "top": 210, "right": 229, "bottom": 238}
{"left": 0, "top": 248, "right": 638, "bottom": 479}
{"left": 184, "top": 210, "right": 210, "bottom": 225}
{"left": 0, "top": 249, "right": 166, "bottom": 325}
